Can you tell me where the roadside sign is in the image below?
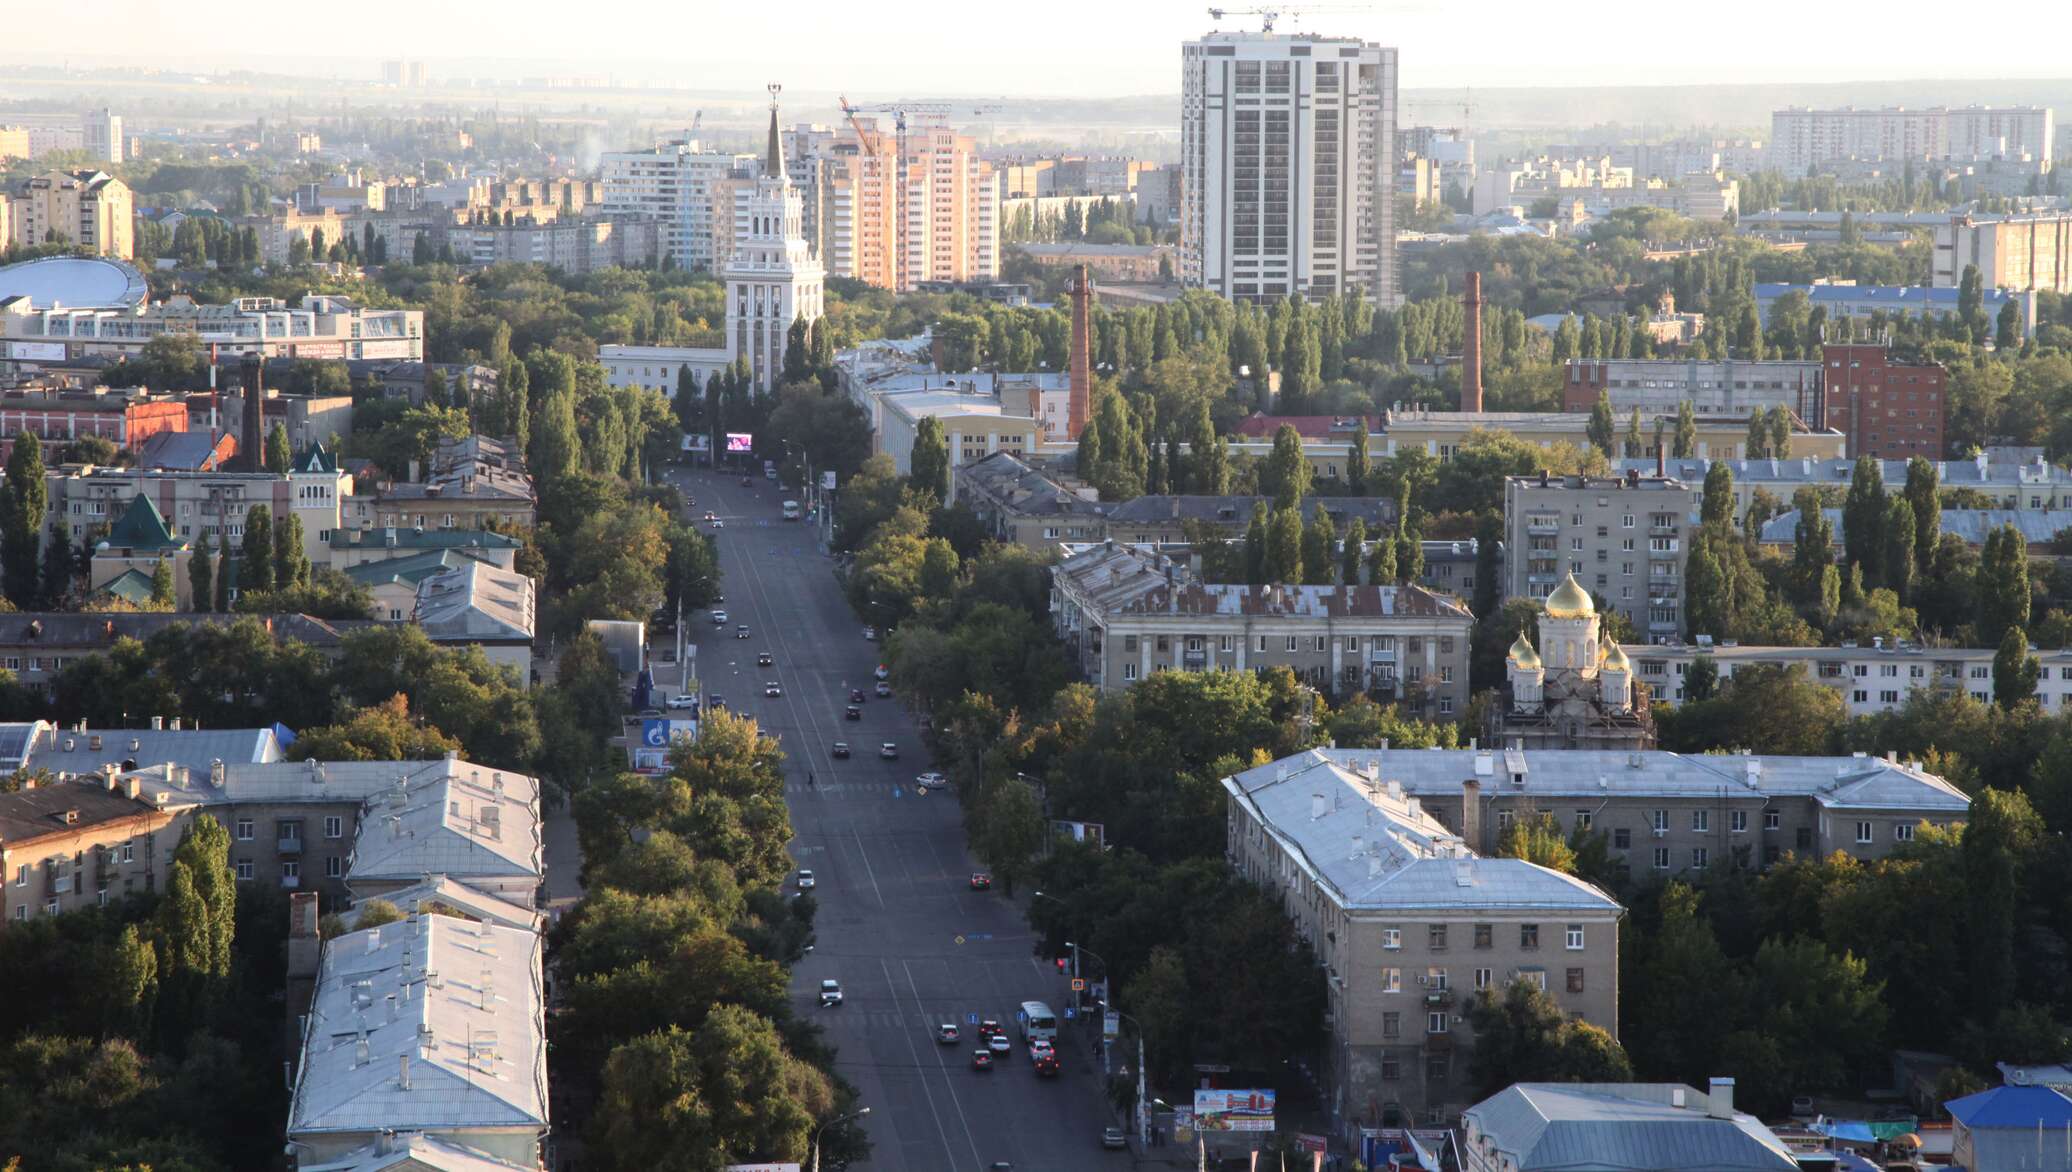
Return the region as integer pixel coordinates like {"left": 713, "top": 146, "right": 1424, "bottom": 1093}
{"left": 1064, "top": 1006, "right": 1076, "bottom": 1020}
{"left": 1103, "top": 1011, "right": 1119, "bottom": 1041}
{"left": 967, "top": 1012, "right": 978, "bottom": 1025}
{"left": 1071, "top": 978, "right": 1086, "bottom": 992}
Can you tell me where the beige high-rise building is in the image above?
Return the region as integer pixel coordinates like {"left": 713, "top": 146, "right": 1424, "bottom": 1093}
{"left": 6, "top": 170, "right": 132, "bottom": 259}
{"left": 829, "top": 118, "right": 998, "bottom": 292}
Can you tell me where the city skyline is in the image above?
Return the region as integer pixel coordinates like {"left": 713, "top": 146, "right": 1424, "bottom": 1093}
{"left": 5, "top": 0, "right": 2071, "bottom": 96}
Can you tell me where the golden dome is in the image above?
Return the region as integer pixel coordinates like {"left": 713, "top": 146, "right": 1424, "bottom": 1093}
{"left": 1508, "top": 632, "right": 1542, "bottom": 670}
{"left": 1544, "top": 573, "right": 1596, "bottom": 620}
{"left": 1601, "top": 639, "right": 1631, "bottom": 673}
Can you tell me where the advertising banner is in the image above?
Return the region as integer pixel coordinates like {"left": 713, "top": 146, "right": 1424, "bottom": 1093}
{"left": 723, "top": 1165, "right": 801, "bottom": 1172}
{"left": 725, "top": 432, "right": 754, "bottom": 452}
{"left": 1193, "top": 1088, "right": 1275, "bottom": 1133}
{"left": 7, "top": 341, "right": 66, "bottom": 361}
{"left": 1103, "top": 1011, "right": 1119, "bottom": 1041}
{"left": 295, "top": 341, "right": 346, "bottom": 359}
{"left": 821, "top": 470, "right": 837, "bottom": 491}
{"left": 631, "top": 747, "right": 670, "bottom": 775}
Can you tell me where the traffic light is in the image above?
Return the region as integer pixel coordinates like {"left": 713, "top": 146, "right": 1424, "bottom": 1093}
{"left": 1055, "top": 957, "right": 1068, "bottom": 973}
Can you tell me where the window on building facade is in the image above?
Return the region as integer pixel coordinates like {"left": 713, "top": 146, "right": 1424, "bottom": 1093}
{"left": 235, "top": 859, "right": 254, "bottom": 881}
{"left": 1613, "top": 828, "right": 1631, "bottom": 849}
{"left": 1764, "top": 810, "right": 1781, "bottom": 831}
{"left": 1380, "top": 967, "right": 1401, "bottom": 993}
{"left": 1653, "top": 847, "right": 1670, "bottom": 869}
{"left": 1381, "top": 927, "right": 1400, "bottom": 950}
{"left": 1519, "top": 924, "right": 1539, "bottom": 950}
{"left": 235, "top": 819, "right": 254, "bottom": 841}
{"left": 1856, "top": 821, "right": 1874, "bottom": 844}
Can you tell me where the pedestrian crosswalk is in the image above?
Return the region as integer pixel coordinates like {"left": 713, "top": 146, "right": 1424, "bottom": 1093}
{"left": 786, "top": 780, "right": 938, "bottom": 798}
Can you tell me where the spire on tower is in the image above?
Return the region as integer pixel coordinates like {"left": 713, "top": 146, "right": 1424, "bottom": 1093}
{"left": 765, "top": 82, "right": 785, "bottom": 179}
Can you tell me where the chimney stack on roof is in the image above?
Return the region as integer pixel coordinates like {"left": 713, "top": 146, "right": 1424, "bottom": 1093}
{"left": 1707, "top": 1077, "right": 1735, "bottom": 1118}
{"left": 1067, "top": 265, "right": 1093, "bottom": 439}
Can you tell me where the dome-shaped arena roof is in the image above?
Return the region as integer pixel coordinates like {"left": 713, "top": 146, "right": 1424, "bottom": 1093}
{"left": 0, "top": 256, "right": 149, "bottom": 311}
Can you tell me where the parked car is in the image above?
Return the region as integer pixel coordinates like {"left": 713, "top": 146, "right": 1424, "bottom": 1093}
{"left": 830, "top": 741, "right": 850, "bottom": 758}
{"left": 666, "top": 694, "right": 698, "bottom": 710}
{"left": 916, "top": 772, "right": 948, "bottom": 790}
{"left": 879, "top": 742, "right": 899, "bottom": 760}
{"left": 819, "top": 979, "right": 843, "bottom": 1007}
{"left": 1102, "top": 1127, "right": 1126, "bottom": 1149}
{"left": 936, "top": 1023, "right": 960, "bottom": 1044}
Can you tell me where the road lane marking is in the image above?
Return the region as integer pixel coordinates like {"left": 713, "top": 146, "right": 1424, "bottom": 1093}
{"left": 850, "top": 828, "right": 887, "bottom": 909}
{"left": 899, "top": 958, "right": 986, "bottom": 1170}
{"left": 879, "top": 957, "right": 961, "bottom": 1171}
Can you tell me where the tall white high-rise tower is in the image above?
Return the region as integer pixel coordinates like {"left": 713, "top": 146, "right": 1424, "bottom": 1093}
{"left": 724, "top": 83, "right": 826, "bottom": 394}
{"left": 1181, "top": 26, "right": 1398, "bottom": 306}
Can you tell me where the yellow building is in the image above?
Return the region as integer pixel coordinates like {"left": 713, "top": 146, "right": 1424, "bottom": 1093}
{"left": 831, "top": 119, "right": 998, "bottom": 292}
{"left": 1374, "top": 407, "right": 1846, "bottom": 463}
{"left": 6, "top": 170, "right": 132, "bottom": 259}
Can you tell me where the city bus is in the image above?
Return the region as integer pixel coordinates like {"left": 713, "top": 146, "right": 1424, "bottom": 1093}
{"left": 1019, "top": 1000, "right": 1058, "bottom": 1043}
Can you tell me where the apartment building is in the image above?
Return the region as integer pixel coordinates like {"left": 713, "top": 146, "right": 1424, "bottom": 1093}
{"left": 350, "top": 435, "right": 536, "bottom": 530}
{"left": 1051, "top": 542, "right": 1473, "bottom": 712}
{"left": 1505, "top": 473, "right": 1700, "bottom": 641}
{"left": 1014, "top": 242, "right": 1176, "bottom": 283}
{"left": 1259, "top": 744, "right": 1969, "bottom": 885}
{"left": 1, "top": 293, "right": 423, "bottom": 364}
{"left": 1626, "top": 638, "right": 2072, "bottom": 713}
{"left": 1, "top": 774, "right": 181, "bottom": 925}
{"left": 82, "top": 110, "right": 121, "bottom": 165}
{"left": 1772, "top": 106, "right": 2055, "bottom": 174}
{"left": 343, "top": 760, "right": 541, "bottom": 905}
{"left": 0, "top": 615, "right": 350, "bottom": 697}
{"left": 953, "top": 451, "right": 1107, "bottom": 548}
{"left": 1561, "top": 357, "right": 1823, "bottom": 423}
{"left": 1627, "top": 450, "right": 2072, "bottom": 521}
{"left": 1821, "top": 343, "right": 1947, "bottom": 460}
{"left": 4, "top": 170, "right": 132, "bottom": 258}
{"left": 1181, "top": 28, "right": 1398, "bottom": 305}
{"left": 1101, "top": 493, "right": 1400, "bottom": 546}
{"left": 600, "top": 139, "right": 756, "bottom": 272}
{"left": 286, "top": 914, "right": 548, "bottom": 1169}
{"left": 1933, "top": 212, "right": 2072, "bottom": 295}
{"left": 49, "top": 458, "right": 350, "bottom": 568}
{"left": 1224, "top": 749, "right": 1623, "bottom": 1128}
{"left": 443, "top": 214, "right": 661, "bottom": 273}
{"left": 410, "top": 559, "right": 536, "bottom": 676}
{"left": 828, "top": 118, "right": 1000, "bottom": 292}
{"left": 1757, "top": 506, "right": 2072, "bottom": 556}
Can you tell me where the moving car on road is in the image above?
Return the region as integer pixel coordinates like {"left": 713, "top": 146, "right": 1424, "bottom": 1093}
{"left": 971, "top": 1050, "right": 993, "bottom": 1071}
{"left": 782, "top": 499, "right": 801, "bottom": 520}
{"left": 1102, "top": 1127, "right": 1126, "bottom": 1149}
{"left": 844, "top": 705, "right": 862, "bottom": 721}
{"left": 916, "top": 772, "right": 948, "bottom": 790}
{"left": 819, "top": 979, "right": 843, "bottom": 1007}
{"left": 969, "top": 872, "right": 992, "bottom": 890}
{"left": 874, "top": 681, "right": 892, "bottom": 698}
{"left": 1034, "top": 1051, "right": 1060, "bottom": 1077}
{"left": 795, "top": 870, "right": 815, "bottom": 891}
{"left": 879, "top": 742, "right": 898, "bottom": 760}
{"left": 765, "top": 682, "right": 783, "bottom": 697}
{"left": 710, "top": 609, "right": 729, "bottom": 625}
{"left": 830, "top": 741, "right": 850, "bottom": 758}
{"left": 936, "top": 1023, "right": 960, "bottom": 1044}
{"left": 707, "top": 693, "right": 726, "bottom": 710}
{"left": 849, "top": 688, "right": 866, "bottom": 704}
{"left": 863, "top": 626, "right": 876, "bottom": 641}
{"left": 873, "top": 664, "right": 891, "bottom": 680}
{"left": 987, "top": 1033, "right": 1012, "bottom": 1058}
{"left": 736, "top": 624, "right": 751, "bottom": 639}
{"left": 757, "top": 651, "right": 774, "bottom": 666}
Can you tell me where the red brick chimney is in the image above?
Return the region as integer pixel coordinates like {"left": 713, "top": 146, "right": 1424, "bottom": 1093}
{"left": 1067, "top": 264, "right": 1093, "bottom": 439}
{"left": 1461, "top": 271, "right": 1484, "bottom": 413}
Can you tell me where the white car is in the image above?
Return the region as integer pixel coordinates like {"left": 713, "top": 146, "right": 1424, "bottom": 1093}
{"left": 879, "top": 743, "right": 899, "bottom": 760}
{"left": 820, "top": 979, "right": 844, "bottom": 1007}
{"left": 863, "top": 626, "right": 877, "bottom": 641}
{"left": 796, "top": 869, "right": 816, "bottom": 891}
{"left": 666, "top": 694, "right": 698, "bottom": 710}
{"left": 710, "top": 609, "right": 729, "bottom": 625}
{"left": 873, "top": 664, "right": 891, "bottom": 681}
{"left": 915, "top": 772, "right": 948, "bottom": 790}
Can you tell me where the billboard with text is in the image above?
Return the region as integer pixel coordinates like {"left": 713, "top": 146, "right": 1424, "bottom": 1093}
{"left": 1194, "top": 1088, "right": 1274, "bottom": 1132}
{"left": 725, "top": 432, "right": 754, "bottom": 452}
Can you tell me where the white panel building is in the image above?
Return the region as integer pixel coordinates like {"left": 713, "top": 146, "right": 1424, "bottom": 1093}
{"left": 1180, "top": 27, "right": 1398, "bottom": 305}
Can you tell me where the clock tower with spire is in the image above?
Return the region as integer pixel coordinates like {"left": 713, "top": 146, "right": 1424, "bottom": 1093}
{"left": 723, "top": 82, "right": 825, "bottom": 394}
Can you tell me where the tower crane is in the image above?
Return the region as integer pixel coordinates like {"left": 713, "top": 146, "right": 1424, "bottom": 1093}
{"left": 837, "top": 96, "right": 1004, "bottom": 291}
{"left": 1205, "top": 3, "right": 1372, "bottom": 33}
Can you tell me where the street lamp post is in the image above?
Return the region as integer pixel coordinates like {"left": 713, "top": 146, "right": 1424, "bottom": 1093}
{"left": 810, "top": 1105, "right": 870, "bottom": 1172}
{"left": 1101, "top": 1000, "right": 1152, "bottom": 1150}
{"left": 1065, "top": 939, "right": 1111, "bottom": 1074}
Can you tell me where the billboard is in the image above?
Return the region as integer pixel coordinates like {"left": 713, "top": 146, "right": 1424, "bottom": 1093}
{"left": 723, "top": 1165, "right": 801, "bottom": 1172}
{"left": 725, "top": 432, "right": 754, "bottom": 452}
{"left": 7, "top": 342, "right": 66, "bottom": 361}
{"left": 639, "top": 719, "right": 698, "bottom": 749}
{"left": 1194, "top": 1089, "right": 1275, "bottom": 1133}
{"left": 821, "top": 470, "right": 837, "bottom": 491}
{"left": 1052, "top": 820, "right": 1106, "bottom": 847}
{"left": 631, "top": 747, "right": 670, "bottom": 775}
{"left": 1103, "top": 1011, "right": 1119, "bottom": 1041}
{"left": 295, "top": 341, "right": 346, "bottom": 359}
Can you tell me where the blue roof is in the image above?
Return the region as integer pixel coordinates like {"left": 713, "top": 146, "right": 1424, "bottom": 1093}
{"left": 1948, "top": 1085, "right": 2072, "bottom": 1129}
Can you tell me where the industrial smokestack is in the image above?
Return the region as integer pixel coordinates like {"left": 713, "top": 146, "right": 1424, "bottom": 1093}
{"left": 1067, "top": 264, "right": 1093, "bottom": 440}
{"left": 239, "top": 353, "right": 265, "bottom": 472}
{"left": 1461, "top": 272, "right": 1484, "bottom": 413}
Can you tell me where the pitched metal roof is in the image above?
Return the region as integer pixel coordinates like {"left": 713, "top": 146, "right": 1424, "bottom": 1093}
{"left": 343, "top": 549, "right": 496, "bottom": 590}
{"left": 101, "top": 492, "right": 180, "bottom": 551}
{"left": 1947, "top": 1084, "right": 2072, "bottom": 1128}
{"left": 1054, "top": 542, "right": 1470, "bottom": 621}
{"left": 1621, "top": 452, "right": 2072, "bottom": 493}
{"left": 412, "top": 561, "right": 535, "bottom": 645}
{"left": 287, "top": 915, "right": 547, "bottom": 1140}
{"left": 1223, "top": 749, "right": 1623, "bottom": 914}
{"left": 0, "top": 777, "right": 167, "bottom": 847}
{"left": 1225, "top": 746, "right": 1969, "bottom": 813}
{"left": 122, "top": 757, "right": 536, "bottom": 814}
{"left": 955, "top": 452, "right": 1106, "bottom": 519}
{"left": 342, "top": 875, "right": 543, "bottom": 935}
{"left": 26, "top": 724, "right": 283, "bottom": 778}
{"left": 1463, "top": 1083, "right": 1799, "bottom": 1172}
{"left": 1760, "top": 507, "right": 2072, "bottom": 547}
{"left": 1103, "top": 494, "right": 1400, "bottom": 531}
{"left": 299, "top": 1132, "right": 536, "bottom": 1172}
{"left": 328, "top": 528, "right": 521, "bottom": 552}
{"left": 344, "top": 766, "right": 542, "bottom": 890}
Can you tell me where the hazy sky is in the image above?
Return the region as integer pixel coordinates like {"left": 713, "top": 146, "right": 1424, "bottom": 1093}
{"left": 12, "top": 0, "right": 2071, "bottom": 95}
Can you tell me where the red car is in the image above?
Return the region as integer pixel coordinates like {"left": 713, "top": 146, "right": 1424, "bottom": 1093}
{"left": 969, "top": 873, "right": 992, "bottom": 891}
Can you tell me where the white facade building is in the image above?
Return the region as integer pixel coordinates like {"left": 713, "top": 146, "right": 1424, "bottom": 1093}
{"left": 1181, "top": 28, "right": 1398, "bottom": 305}
{"left": 600, "top": 140, "right": 753, "bottom": 272}
{"left": 1772, "top": 106, "right": 2056, "bottom": 174}
{"left": 1626, "top": 639, "right": 2072, "bottom": 713}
